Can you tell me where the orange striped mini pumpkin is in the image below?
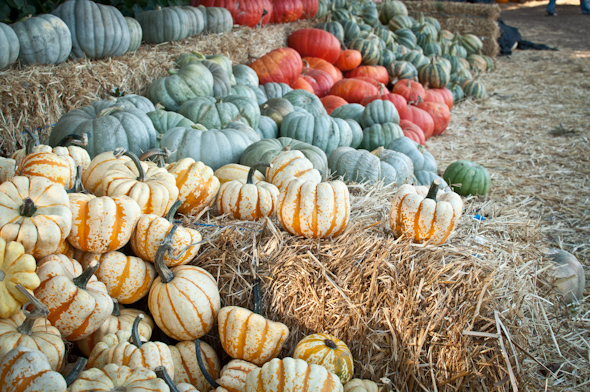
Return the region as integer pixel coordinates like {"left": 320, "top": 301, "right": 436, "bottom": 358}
{"left": 167, "top": 158, "right": 220, "bottom": 217}
{"left": 82, "top": 151, "right": 132, "bottom": 196}
{"left": 293, "top": 333, "right": 354, "bottom": 384}
{"left": 216, "top": 359, "right": 260, "bottom": 392}
{"left": 214, "top": 163, "right": 265, "bottom": 185}
{"left": 18, "top": 151, "right": 77, "bottom": 189}
{"left": 169, "top": 340, "right": 220, "bottom": 392}
{"left": 265, "top": 150, "right": 321, "bottom": 191}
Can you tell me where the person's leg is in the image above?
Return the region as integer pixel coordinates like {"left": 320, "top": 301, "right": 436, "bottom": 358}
{"left": 580, "top": 0, "right": 590, "bottom": 14}
{"left": 547, "top": 0, "right": 557, "bottom": 14}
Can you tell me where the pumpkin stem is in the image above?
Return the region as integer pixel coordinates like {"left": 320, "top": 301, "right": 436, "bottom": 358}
{"left": 66, "top": 166, "right": 85, "bottom": 194}
{"left": 64, "top": 357, "right": 88, "bottom": 386}
{"left": 281, "top": 145, "right": 292, "bottom": 152}
{"left": 165, "top": 200, "right": 183, "bottom": 223}
{"left": 57, "top": 133, "right": 88, "bottom": 148}
{"left": 426, "top": 179, "right": 441, "bottom": 200}
{"left": 97, "top": 106, "right": 123, "bottom": 118}
{"left": 118, "top": 150, "right": 146, "bottom": 182}
{"left": 191, "top": 124, "right": 208, "bottom": 131}
{"left": 257, "top": 8, "right": 268, "bottom": 27}
{"left": 371, "top": 146, "right": 385, "bottom": 157}
{"left": 130, "top": 314, "right": 145, "bottom": 348}
{"left": 155, "top": 366, "right": 180, "bottom": 392}
{"left": 15, "top": 284, "right": 49, "bottom": 336}
{"left": 138, "top": 148, "right": 171, "bottom": 168}
{"left": 324, "top": 339, "right": 338, "bottom": 349}
{"left": 72, "top": 261, "right": 99, "bottom": 290}
{"left": 111, "top": 299, "right": 121, "bottom": 317}
{"left": 195, "top": 339, "right": 220, "bottom": 389}
{"left": 20, "top": 197, "right": 37, "bottom": 217}
{"left": 253, "top": 278, "right": 263, "bottom": 315}
{"left": 248, "top": 162, "right": 271, "bottom": 185}
{"left": 154, "top": 225, "right": 178, "bottom": 284}
{"left": 23, "top": 129, "right": 39, "bottom": 154}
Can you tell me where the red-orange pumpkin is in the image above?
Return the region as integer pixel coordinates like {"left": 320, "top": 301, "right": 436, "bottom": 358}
{"left": 291, "top": 77, "right": 315, "bottom": 93}
{"left": 400, "top": 105, "right": 435, "bottom": 140}
{"left": 424, "top": 88, "right": 453, "bottom": 111}
{"left": 249, "top": 48, "right": 303, "bottom": 86}
{"left": 329, "top": 78, "right": 379, "bottom": 104}
{"left": 191, "top": 0, "right": 271, "bottom": 27}
{"left": 303, "top": 57, "right": 342, "bottom": 83}
{"left": 416, "top": 100, "right": 451, "bottom": 137}
{"left": 400, "top": 120, "right": 425, "bottom": 145}
{"left": 299, "top": 0, "right": 319, "bottom": 18}
{"left": 271, "top": 0, "right": 303, "bottom": 23}
{"left": 288, "top": 28, "right": 341, "bottom": 64}
{"left": 334, "top": 50, "right": 362, "bottom": 72}
{"left": 320, "top": 95, "right": 348, "bottom": 115}
{"left": 345, "top": 66, "right": 389, "bottom": 85}
{"left": 299, "top": 68, "right": 334, "bottom": 98}
{"left": 392, "top": 79, "right": 426, "bottom": 103}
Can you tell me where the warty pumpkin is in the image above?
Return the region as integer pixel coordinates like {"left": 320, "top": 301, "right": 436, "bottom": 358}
{"left": 148, "top": 227, "right": 221, "bottom": 341}
{"left": 69, "top": 363, "right": 170, "bottom": 392}
{"left": 389, "top": 179, "right": 463, "bottom": 244}
{"left": 0, "top": 175, "right": 72, "bottom": 259}
{"left": 0, "top": 240, "right": 40, "bottom": 318}
{"left": 167, "top": 158, "right": 220, "bottom": 216}
{"left": 293, "top": 333, "right": 354, "bottom": 384}
{"left": 0, "top": 285, "right": 65, "bottom": 371}
{"left": 277, "top": 179, "right": 350, "bottom": 238}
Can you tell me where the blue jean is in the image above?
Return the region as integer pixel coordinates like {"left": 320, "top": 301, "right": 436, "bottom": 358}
{"left": 547, "top": 0, "right": 590, "bottom": 14}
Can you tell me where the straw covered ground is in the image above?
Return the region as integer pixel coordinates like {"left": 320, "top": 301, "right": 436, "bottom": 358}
{"left": 1, "top": 3, "right": 589, "bottom": 391}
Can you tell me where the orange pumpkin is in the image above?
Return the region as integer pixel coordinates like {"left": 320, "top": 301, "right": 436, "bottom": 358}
{"left": 248, "top": 47, "right": 303, "bottom": 86}
{"left": 303, "top": 57, "right": 343, "bottom": 83}
{"left": 291, "top": 76, "right": 315, "bottom": 93}
{"left": 329, "top": 78, "right": 379, "bottom": 104}
{"left": 320, "top": 95, "right": 348, "bottom": 115}
{"left": 344, "top": 65, "right": 389, "bottom": 85}
{"left": 334, "top": 50, "right": 362, "bottom": 72}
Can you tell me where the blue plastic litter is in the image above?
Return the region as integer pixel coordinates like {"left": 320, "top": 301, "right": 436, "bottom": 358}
{"left": 473, "top": 214, "right": 485, "bottom": 221}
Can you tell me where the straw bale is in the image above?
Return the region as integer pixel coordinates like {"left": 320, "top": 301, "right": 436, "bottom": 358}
{"left": 404, "top": 1, "right": 501, "bottom": 56}
{"left": 0, "top": 20, "right": 313, "bottom": 156}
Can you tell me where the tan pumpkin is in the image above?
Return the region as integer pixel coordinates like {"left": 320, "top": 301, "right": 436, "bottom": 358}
{"left": 0, "top": 239, "right": 40, "bottom": 318}
{"left": 343, "top": 379, "right": 379, "bottom": 392}
{"left": 214, "top": 163, "right": 265, "bottom": 185}
{"left": 67, "top": 193, "right": 141, "bottom": 253}
{"left": 0, "top": 175, "right": 72, "bottom": 258}
{"left": 18, "top": 151, "right": 77, "bottom": 188}
{"left": 0, "top": 346, "right": 87, "bottom": 391}
{"left": 244, "top": 357, "right": 343, "bottom": 392}
{"left": 0, "top": 285, "right": 65, "bottom": 371}
{"left": 218, "top": 306, "right": 289, "bottom": 366}
{"left": 34, "top": 255, "right": 113, "bottom": 341}
{"left": 69, "top": 363, "right": 169, "bottom": 392}
{"left": 130, "top": 200, "right": 203, "bottom": 267}
{"left": 217, "top": 163, "right": 280, "bottom": 221}
{"left": 293, "top": 333, "right": 354, "bottom": 384}
{"left": 169, "top": 339, "right": 221, "bottom": 391}
{"left": 265, "top": 150, "right": 322, "bottom": 191}
{"left": 277, "top": 179, "right": 350, "bottom": 238}
{"left": 167, "top": 158, "right": 220, "bottom": 217}
{"left": 102, "top": 149, "right": 179, "bottom": 217}
{"left": 82, "top": 150, "right": 132, "bottom": 195}
{"left": 87, "top": 314, "right": 175, "bottom": 379}
{"left": 388, "top": 179, "right": 463, "bottom": 244}
{"left": 77, "top": 300, "right": 154, "bottom": 357}
{"left": 148, "top": 226, "right": 221, "bottom": 341}
{"left": 0, "top": 157, "right": 16, "bottom": 183}
{"left": 216, "top": 359, "right": 260, "bottom": 392}
{"left": 78, "top": 251, "right": 156, "bottom": 304}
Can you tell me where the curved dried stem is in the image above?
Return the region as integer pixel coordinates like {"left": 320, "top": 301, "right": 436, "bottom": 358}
{"left": 154, "top": 225, "right": 179, "bottom": 284}
{"left": 195, "top": 339, "right": 220, "bottom": 389}
{"left": 64, "top": 357, "right": 88, "bottom": 386}
{"left": 130, "top": 314, "right": 145, "bottom": 348}
{"left": 15, "top": 284, "right": 49, "bottom": 336}
{"left": 155, "top": 366, "right": 179, "bottom": 392}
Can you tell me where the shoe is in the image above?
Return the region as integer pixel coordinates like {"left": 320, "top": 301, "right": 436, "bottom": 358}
{"left": 546, "top": 11, "right": 558, "bottom": 16}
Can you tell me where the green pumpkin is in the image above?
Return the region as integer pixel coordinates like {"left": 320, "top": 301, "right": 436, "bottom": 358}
{"left": 282, "top": 90, "right": 326, "bottom": 116}
{"left": 176, "top": 52, "right": 236, "bottom": 85}
{"left": 447, "top": 82, "right": 464, "bottom": 104}
{"left": 202, "top": 6, "right": 233, "bottom": 34}
{"left": 49, "top": 104, "right": 157, "bottom": 159}
{"left": 328, "top": 146, "right": 413, "bottom": 186}
{"left": 317, "top": 21, "right": 345, "bottom": 43}
{"left": 137, "top": 6, "right": 191, "bottom": 44}
{"left": 387, "top": 15, "right": 413, "bottom": 32}
{"left": 330, "top": 103, "right": 365, "bottom": 124}
{"left": 0, "top": 23, "right": 19, "bottom": 69}
{"left": 400, "top": 50, "right": 429, "bottom": 69}
{"left": 418, "top": 59, "right": 451, "bottom": 89}
{"left": 332, "top": 9, "right": 355, "bottom": 23}
{"left": 467, "top": 54, "right": 487, "bottom": 73}
{"left": 361, "top": 100, "right": 400, "bottom": 128}
{"left": 232, "top": 64, "right": 259, "bottom": 88}
{"left": 125, "top": 17, "right": 142, "bottom": 52}
{"left": 443, "top": 160, "right": 490, "bottom": 196}
{"left": 256, "top": 116, "right": 279, "bottom": 139}
{"left": 240, "top": 137, "right": 328, "bottom": 180}
{"left": 147, "top": 62, "right": 214, "bottom": 111}
{"left": 181, "top": 6, "right": 206, "bottom": 36}
{"left": 462, "top": 79, "right": 487, "bottom": 99}
{"left": 422, "top": 39, "right": 442, "bottom": 58}
{"left": 388, "top": 61, "right": 417, "bottom": 83}
{"left": 459, "top": 34, "right": 483, "bottom": 55}
{"left": 393, "top": 28, "right": 417, "bottom": 50}
{"left": 260, "top": 98, "right": 295, "bottom": 128}
{"left": 160, "top": 123, "right": 259, "bottom": 171}
{"left": 316, "top": 0, "right": 329, "bottom": 18}
{"left": 360, "top": 122, "right": 404, "bottom": 151}
{"left": 342, "top": 20, "right": 361, "bottom": 44}
{"left": 348, "top": 36, "right": 381, "bottom": 66}
{"left": 361, "top": 2, "right": 380, "bottom": 26}
{"left": 279, "top": 111, "right": 353, "bottom": 156}
{"left": 378, "top": 49, "right": 397, "bottom": 68}
{"left": 147, "top": 109, "right": 194, "bottom": 135}
{"left": 52, "top": 0, "right": 130, "bottom": 60}
{"left": 482, "top": 55, "right": 495, "bottom": 72}
{"left": 10, "top": 14, "right": 71, "bottom": 65}
{"left": 379, "top": 0, "right": 408, "bottom": 24}
{"left": 179, "top": 95, "right": 260, "bottom": 130}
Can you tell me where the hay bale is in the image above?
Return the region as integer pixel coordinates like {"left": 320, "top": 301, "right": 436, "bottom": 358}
{"left": 0, "top": 20, "right": 314, "bottom": 156}
{"left": 404, "top": 1, "right": 501, "bottom": 57}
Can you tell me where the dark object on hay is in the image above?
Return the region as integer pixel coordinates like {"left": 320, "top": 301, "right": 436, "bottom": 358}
{"left": 498, "top": 19, "right": 558, "bottom": 55}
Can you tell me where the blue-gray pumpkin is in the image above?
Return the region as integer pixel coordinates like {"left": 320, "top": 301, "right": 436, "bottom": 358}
{"left": 258, "top": 82, "right": 293, "bottom": 104}
{"left": 0, "top": 23, "right": 19, "bottom": 69}
{"left": 137, "top": 6, "right": 191, "bottom": 44}
{"left": 125, "top": 17, "right": 142, "bottom": 52}
{"left": 360, "top": 122, "right": 404, "bottom": 151}
{"left": 178, "top": 95, "right": 260, "bottom": 130}
{"left": 330, "top": 103, "right": 365, "bottom": 124}
{"left": 147, "top": 109, "right": 194, "bottom": 135}
{"left": 282, "top": 89, "right": 327, "bottom": 116}
{"left": 256, "top": 116, "right": 279, "bottom": 139}
{"left": 361, "top": 99, "right": 400, "bottom": 128}
{"left": 232, "top": 64, "right": 259, "bottom": 88}
{"left": 10, "top": 14, "right": 72, "bottom": 65}
{"left": 385, "top": 136, "right": 447, "bottom": 186}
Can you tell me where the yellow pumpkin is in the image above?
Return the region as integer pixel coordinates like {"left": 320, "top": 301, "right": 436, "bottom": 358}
{"left": 293, "top": 333, "right": 354, "bottom": 384}
{"left": 77, "top": 301, "right": 154, "bottom": 357}
{"left": 277, "top": 179, "right": 350, "bottom": 238}
{"left": 148, "top": 226, "right": 221, "bottom": 341}
{"left": 343, "top": 379, "right": 379, "bottom": 392}
{"left": 34, "top": 255, "right": 113, "bottom": 341}
{"left": 0, "top": 285, "right": 65, "bottom": 371}
{"left": 87, "top": 315, "right": 175, "bottom": 379}
{"left": 82, "top": 151, "right": 132, "bottom": 195}
{"left": 0, "top": 239, "right": 40, "bottom": 318}
{"left": 216, "top": 359, "right": 260, "bottom": 392}
{"left": 67, "top": 193, "right": 141, "bottom": 253}
{"left": 244, "top": 357, "right": 343, "bottom": 392}
{"left": 214, "top": 163, "right": 265, "bottom": 185}
{"left": 265, "top": 151, "right": 321, "bottom": 191}
{"left": 388, "top": 179, "right": 463, "bottom": 244}
{"left": 69, "top": 363, "right": 170, "bottom": 392}
{"left": 0, "top": 175, "right": 72, "bottom": 258}
{"left": 169, "top": 339, "right": 221, "bottom": 391}
{"left": 218, "top": 306, "right": 289, "bottom": 366}
{"left": 167, "top": 158, "right": 220, "bottom": 217}
{"left": 130, "top": 200, "right": 203, "bottom": 267}
{"left": 217, "top": 163, "right": 280, "bottom": 221}
{"left": 102, "top": 149, "right": 179, "bottom": 217}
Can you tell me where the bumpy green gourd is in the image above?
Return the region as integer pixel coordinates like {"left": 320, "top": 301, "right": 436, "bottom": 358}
{"left": 443, "top": 160, "right": 491, "bottom": 196}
